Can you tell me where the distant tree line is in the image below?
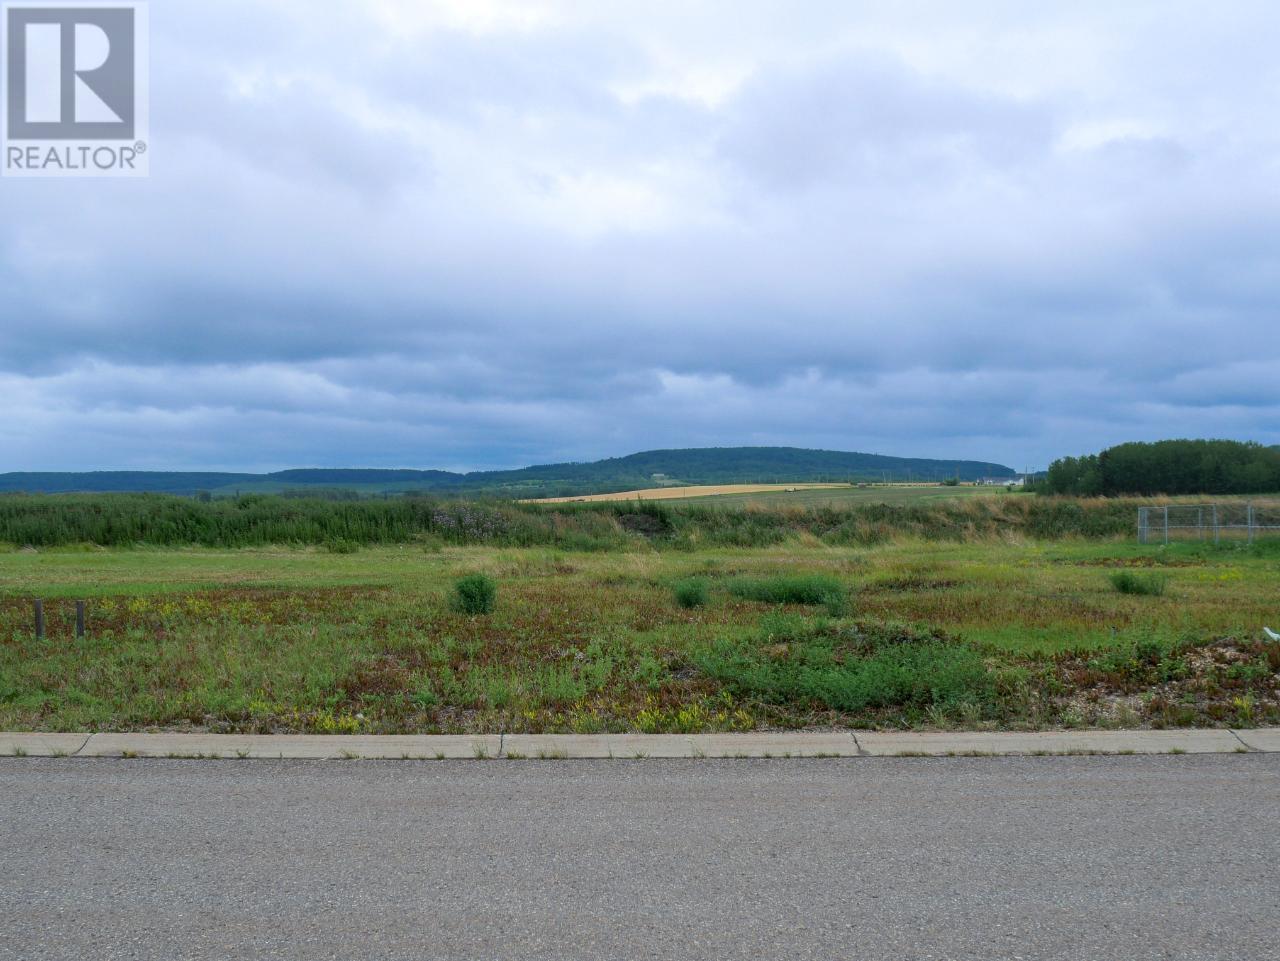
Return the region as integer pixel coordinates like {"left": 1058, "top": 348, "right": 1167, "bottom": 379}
{"left": 1036, "top": 440, "right": 1280, "bottom": 496}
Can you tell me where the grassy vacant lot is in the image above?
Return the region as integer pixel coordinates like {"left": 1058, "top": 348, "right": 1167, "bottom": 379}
{"left": 1, "top": 536, "right": 1277, "bottom": 735}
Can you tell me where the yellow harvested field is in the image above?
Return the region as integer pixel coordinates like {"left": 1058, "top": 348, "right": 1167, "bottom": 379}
{"left": 524, "top": 484, "right": 849, "bottom": 504}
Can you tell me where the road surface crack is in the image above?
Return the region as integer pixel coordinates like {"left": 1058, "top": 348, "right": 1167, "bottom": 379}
{"left": 1228, "top": 730, "right": 1256, "bottom": 752}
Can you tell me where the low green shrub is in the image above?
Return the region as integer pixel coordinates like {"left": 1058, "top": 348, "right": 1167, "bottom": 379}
{"left": 1082, "top": 630, "right": 1189, "bottom": 689}
{"left": 727, "top": 574, "right": 846, "bottom": 615}
{"left": 411, "top": 682, "right": 439, "bottom": 708}
{"left": 453, "top": 573, "right": 497, "bottom": 615}
{"left": 324, "top": 537, "right": 359, "bottom": 554}
{"left": 1109, "top": 571, "right": 1168, "bottom": 596}
{"left": 695, "top": 619, "right": 993, "bottom": 715}
{"left": 673, "top": 578, "right": 710, "bottom": 609}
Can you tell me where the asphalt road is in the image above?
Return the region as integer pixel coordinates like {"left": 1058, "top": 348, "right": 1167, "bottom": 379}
{"left": 1, "top": 756, "right": 1277, "bottom": 961}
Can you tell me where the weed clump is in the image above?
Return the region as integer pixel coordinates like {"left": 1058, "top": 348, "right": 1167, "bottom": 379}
{"left": 727, "top": 574, "right": 846, "bottom": 615}
{"left": 1074, "top": 631, "right": 1190, "bottom": 691}
{"left": 1109, "top": 571, "right": 1168, "bottom": 596}
{"left": 324, "top": 538, "right": 360, "bottom": 554}
{"left": 673, "top": 578, "right": 710, "bottom": 609}
{"left": 695, "top": 618, "right": 993, "bottom": 716}
{"left": 453, "top": 573, "right": 498, "bottom": 615}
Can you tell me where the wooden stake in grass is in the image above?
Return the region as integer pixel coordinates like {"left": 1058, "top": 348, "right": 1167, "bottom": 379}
{"left": 33, "top": 599, "right": 44, "bottom": 640}
{"left": 76, "top": 600, "right": 86, "bottom": 638}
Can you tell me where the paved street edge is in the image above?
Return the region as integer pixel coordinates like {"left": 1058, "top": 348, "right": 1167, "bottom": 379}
{"left": 1, "top": 728, "right": 1277, "bottom": 759}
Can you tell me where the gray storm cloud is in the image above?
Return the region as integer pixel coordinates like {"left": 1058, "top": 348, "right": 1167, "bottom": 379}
{"left": 1, "top": 0, "right": 1278, "bottom": 472}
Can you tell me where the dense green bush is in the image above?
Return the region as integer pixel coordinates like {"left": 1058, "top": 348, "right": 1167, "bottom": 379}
{"left": 672, "top": 578, "right": 710, "bottom": 609}
{"left": 452, "top": 574, "right": 498, "bottom": 615}
{"left": 1109, "top": 571, "right": 1168, "bottom": 596}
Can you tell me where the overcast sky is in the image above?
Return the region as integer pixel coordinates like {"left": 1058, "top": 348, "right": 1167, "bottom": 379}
{"left": 3, "top": 0, "right": 1278, "bottom": 473}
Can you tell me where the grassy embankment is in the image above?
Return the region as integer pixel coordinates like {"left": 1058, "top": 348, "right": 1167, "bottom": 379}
{"left": 0, "top": 490, "right": 1147, "bottom": 549}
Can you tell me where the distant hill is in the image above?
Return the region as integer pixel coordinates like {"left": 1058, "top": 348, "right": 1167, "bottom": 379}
{"left": 478, "top": 448, "right": 1014, "bottom": 495}
{"left": 0, "top": 471, "right": 262, "bottom": 496}
{"left": 0, "top": 448, "right": 1015, "bottom": 498}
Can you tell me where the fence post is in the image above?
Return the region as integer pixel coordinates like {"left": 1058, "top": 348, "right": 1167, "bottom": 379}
{"left": 75, "top": 600, "right": 86, "bottom": 639}
{"left": 1138, "top": 508, "right": 1147, "bottom": 544}
{"left": 1197, "top": 506, "right": 1203, "bottom": 541}
{"left": 1213, "top": 504, "right": 1219, "bottom": 545}
{"left": 33, "top": 599, "right": 44, "bottom": 640}
{"left": 1163, "top": 505, "right": 1169, "bottom": 545}
{"left": 1248, "top": 502, "right": 1255, "bottom": 545}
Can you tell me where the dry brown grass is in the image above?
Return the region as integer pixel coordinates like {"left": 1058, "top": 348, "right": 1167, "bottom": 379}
{"left": 524, "top": 484, "right": 849, "bottom": 504}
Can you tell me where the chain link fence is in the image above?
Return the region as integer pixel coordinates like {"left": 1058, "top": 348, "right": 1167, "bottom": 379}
{"left": 1137, "top": 503, "right": 1280, "bottom": 544}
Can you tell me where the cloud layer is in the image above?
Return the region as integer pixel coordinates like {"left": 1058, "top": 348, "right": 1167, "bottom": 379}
{"left": 3, "top": 0, "right": 1278, "bottom": 471}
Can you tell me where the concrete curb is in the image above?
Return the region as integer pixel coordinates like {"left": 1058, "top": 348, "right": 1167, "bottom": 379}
{"left": 0, "top": 729, "right": 1274, "bottom": 759}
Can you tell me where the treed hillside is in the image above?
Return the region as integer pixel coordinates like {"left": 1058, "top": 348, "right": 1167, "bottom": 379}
{"left": 0, "top": 447, "right": 1014, "bottom": 498}
{"left": 1039, "top": 440, "right": 1280, "bottom": 496}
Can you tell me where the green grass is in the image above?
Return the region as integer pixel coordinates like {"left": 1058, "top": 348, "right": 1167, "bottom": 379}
{"left": 0, "top": 537, "right": 1277, "bottom": 733}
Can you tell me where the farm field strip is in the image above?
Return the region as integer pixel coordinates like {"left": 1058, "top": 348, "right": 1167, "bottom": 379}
{"left": 524, "top": 483, "right": 850, "bottom": 503}
{"left": 662, "top": 484, "right": 1006, "bottom": 508}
